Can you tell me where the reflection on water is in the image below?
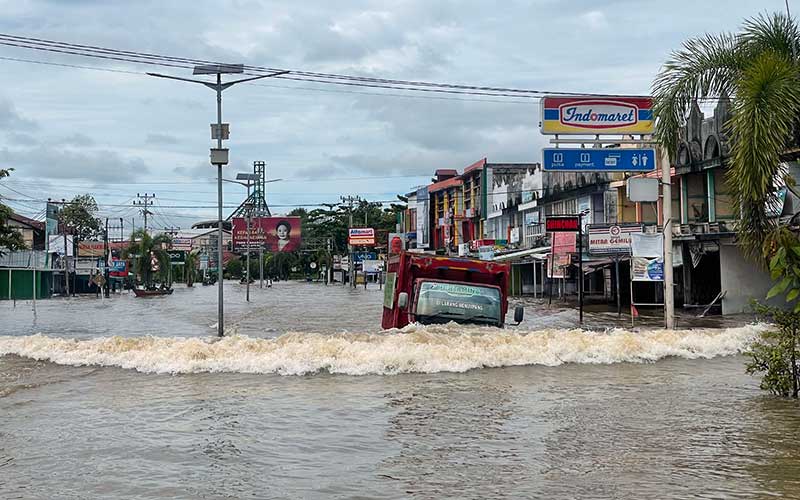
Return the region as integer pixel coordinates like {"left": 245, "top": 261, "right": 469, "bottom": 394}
{"left": 1, "top": 281, "right": 799, "bottom": 499}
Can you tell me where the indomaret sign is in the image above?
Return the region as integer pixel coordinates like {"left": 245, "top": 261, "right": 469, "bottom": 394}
{"left": 540, "top": 96, "right": 654, "bottom": 135}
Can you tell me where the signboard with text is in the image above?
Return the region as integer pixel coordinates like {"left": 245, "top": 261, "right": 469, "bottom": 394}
{"left": 543, "top": 148, "right": 656, "bottom": 172}
{"left": 588, "top": 224, "right": 643, "bottom": 255}
{"left": 171, "top": 238, "right": 192, "bottom": 251}
{"left": 545, "top": 216, "right": 580, "bottom": 232}
{"left": 540, "top": 96, "right": 654, "bottom": 135}
{"left": 78, "top": 241, "right": 105, "bottom": 257}
{"left": 349, "top": 228, "right": 376, "bottom": 246}
{"left": 232, "top": 216, "right": 302, "bottom": 253}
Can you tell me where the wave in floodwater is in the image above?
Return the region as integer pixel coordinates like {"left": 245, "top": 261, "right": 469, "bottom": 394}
{"left": 0, "top": 323, "right": 770, "bottom": 376}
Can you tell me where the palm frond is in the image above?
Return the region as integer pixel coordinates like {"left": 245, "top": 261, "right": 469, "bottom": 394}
{"left": 740, "top": 12, "right": 800, "bottom": 63}
{"left": 727, "top": 50, "right": 800, "bottom": 260}
{"left": 652, "top": 31, "right": 742, "bottom": 152}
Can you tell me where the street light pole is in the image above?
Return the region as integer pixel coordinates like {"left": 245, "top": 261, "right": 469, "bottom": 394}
{"left": 147, "top": 65, "right": 289, "bottom": 338}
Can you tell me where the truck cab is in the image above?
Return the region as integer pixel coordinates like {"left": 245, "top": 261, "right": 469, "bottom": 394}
{"left": 381, "top": 253, "right": 523, "bottom": 329}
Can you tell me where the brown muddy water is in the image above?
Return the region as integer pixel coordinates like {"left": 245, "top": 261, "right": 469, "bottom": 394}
{"left": 1, "top": 281, "right": 799, "bottom": 499}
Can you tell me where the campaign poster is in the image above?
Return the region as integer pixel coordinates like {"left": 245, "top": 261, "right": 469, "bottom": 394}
{"left": 232, "top": 216, "right": 302, "bottom": 253}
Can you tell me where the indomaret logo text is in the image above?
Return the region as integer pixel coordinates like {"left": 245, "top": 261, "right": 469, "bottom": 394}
{"left": 559, "top": 100, "right": 638, "bottom": 129}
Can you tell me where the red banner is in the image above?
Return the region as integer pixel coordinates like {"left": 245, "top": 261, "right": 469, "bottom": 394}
{"left": 232, "top": 217, "right": 302, "bottom": 252}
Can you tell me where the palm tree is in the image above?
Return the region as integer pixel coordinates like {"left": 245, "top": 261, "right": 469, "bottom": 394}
{"left": 652, "top": 12, "right": 800, "bottom": 261}
{"left": 185, "top": 251, "right": 199, "bottom": 287}
{"left": 122, "top": 229, "right": 172, "bottom": 288}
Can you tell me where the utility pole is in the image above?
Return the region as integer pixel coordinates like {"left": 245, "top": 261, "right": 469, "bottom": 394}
{"left": 163, "top": 226, "right": 180, "bottom": 237}
{"left": 104, "top": 218, "right": 110, "bottom": 298}
{"left": 147, "top": 64, "right": 289, "bottom": 338}
{"left": 133, "top": 193, "right": 155, "bottom": 233}
{"left": 661, "top": 148, "right": 675, "bottom": 329}
{"left": 341, "top": 195, "right": 361, "bottom": 288}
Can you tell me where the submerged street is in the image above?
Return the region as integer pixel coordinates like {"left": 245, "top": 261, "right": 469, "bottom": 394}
{"left": 2, "top": 282, "right": 799, "bottom": 499}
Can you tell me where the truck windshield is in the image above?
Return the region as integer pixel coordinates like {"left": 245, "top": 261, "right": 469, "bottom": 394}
{"left": 415, "top": 281, "right": 501, "bottom": 325}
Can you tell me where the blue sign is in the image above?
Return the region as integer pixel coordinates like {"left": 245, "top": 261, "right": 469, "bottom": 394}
{"left": 543, "top": 148, "right": 656, "bottom": 172}
{"left": 353, "top": 252, "right": 377, "bottom": 262}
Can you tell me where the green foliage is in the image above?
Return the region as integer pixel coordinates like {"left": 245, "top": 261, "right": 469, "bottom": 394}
{"left": 60, "top": 194, "right": 103, "bottom": 242}
{"left": 0, "top": 168, "right": 26, "bottom": 255}
{"left": 184, "top": 251, "right": 199, "bottom": 287}
{"left": 225, "top": 258, "right": 243, "bottom": 279}
{"left": 122, "top": 229, "right": 172, "bottom": 287}
{"left": 747, "top": 302, "right": 800, "bottom": 398}
{"left": 652, "top": 11, "right": 800, "bottom": 261}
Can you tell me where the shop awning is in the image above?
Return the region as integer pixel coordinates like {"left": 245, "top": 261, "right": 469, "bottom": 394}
{"left": 493, "top": 246, "right": 550, "bottom": 262}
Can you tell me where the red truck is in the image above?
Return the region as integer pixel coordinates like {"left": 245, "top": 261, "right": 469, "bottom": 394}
{"left": 381, "top": 252, "right": 523, "bottom": 329}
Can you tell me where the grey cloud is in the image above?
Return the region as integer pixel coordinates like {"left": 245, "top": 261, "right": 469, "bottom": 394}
{"left": 0, "top": 100, "right": 38, "bottom": 131}
{"left": 293, "top": 164, "right": 347, "bottom": 180}
{"left": 7, "top": 132, "right": 39, "bottom": 146}
{"left": 57, "top": 133, "right": 96, "bottom": 146}
{"left": 146, "top": 133, "right": 180, "bottom": 145}
{"left": 0, "top": 146, "right": 150, "bottom": 183}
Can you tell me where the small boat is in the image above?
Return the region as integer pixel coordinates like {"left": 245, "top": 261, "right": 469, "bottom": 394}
{"left": 133, "top": 287, "right": 174, "bottom": 297}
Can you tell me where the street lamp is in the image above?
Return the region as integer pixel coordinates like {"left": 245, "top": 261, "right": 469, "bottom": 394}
{"left": 147, "top": 65, "right": 289, "bottom": 338}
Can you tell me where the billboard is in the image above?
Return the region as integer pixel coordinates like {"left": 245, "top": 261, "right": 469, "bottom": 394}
{"left": 171, "top": 238, "right": 193, "bottom": 251}
{"left": 588, "top": 224, "right": 643, "bottom": 254}
{"left": 349, "top": 228, "right": 376, "bottom": 246}
{"left": 540, "top": 96, "right": 654, "bottom": 135}
{"left": 78, "top": 241, "right": 105, "bottom": 257}
{"left": 231, "top": 216, "right": 301, "bottom": 253}
{"left": 548, "top": 232, "right": 576, "bottom": 279}
{"left": 388, "top": 233, "right": 406, "bottom": 254}
{"left": 415, "top": 187, "right": 430, "bottom": 249}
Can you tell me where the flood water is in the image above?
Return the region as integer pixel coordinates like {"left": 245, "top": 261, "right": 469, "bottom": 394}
{"left": 1, "top": 281, "right": 799, "bottom": 499}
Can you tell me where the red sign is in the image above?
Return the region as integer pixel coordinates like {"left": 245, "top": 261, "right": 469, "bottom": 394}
{"left": 232, "top": 216, "right": 302, "bottom": 252}
{"left": 349, "top": 228, "right": 376, "bottom": 246}
{"left": 546, "top": 217, "right": 580, "bottom": 232}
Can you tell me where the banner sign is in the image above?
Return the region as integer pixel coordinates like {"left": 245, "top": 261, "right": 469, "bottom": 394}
{"left": 540, "top": 96, "right": 654, "bottom": 135}
{"left": 48, "top": 235, "right": 74, "bottom": 256}
{"left": 349, "top": 228, "right": 376, "bottom": 246}
{"left": 588, "top": 224, "right": 643, "bottom": 254}
{"left": 171, "top": 238, "right": 192, "bottom": 251}
{"left": 353, "top": 252, "right": 377, "bottom": 262}
{"left": 362, "top": 260, "right": 383, "bottom": 273}
{"left": 546, "top": 216, "right": 580, "bottom": 232}
{"left": 543, "top": 148, "right": 656, "bottom": 172}
{"left": 631, "top": 233, "right": 664, "bottom": 258}
{"left": 167, "top": 250, "right": 186, "bottom": 264}
{"left": 388, "top": 233, "right": 406, "bottom": 254}
{"left": 547, "top": 232, "right": 576, "bottom": 278}
{"left": 78, "top": 241, "right": 105, "bottom": 257}
{"left": 415, "top": 187, "right": 430, "bottom": 249}
{"left": 232, "top": 216, "right": 302, "bottom": 253}
{"left": 631, "top": 257, "right": 664, "bottom": 281}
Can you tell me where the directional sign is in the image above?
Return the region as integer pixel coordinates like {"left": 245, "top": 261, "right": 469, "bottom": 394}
{"left": 540, "top": 96, "right": 654, "bottom": 135}
{"left": 543, "top": 148, "right": 655, "bottom": 172}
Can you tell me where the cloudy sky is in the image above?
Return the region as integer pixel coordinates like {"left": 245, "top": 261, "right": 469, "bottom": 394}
{"left": 0, "top": 0, "right": 788, "bottom": 230}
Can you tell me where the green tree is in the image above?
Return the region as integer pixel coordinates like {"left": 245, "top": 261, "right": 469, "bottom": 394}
{"left": 60, "top": 194, "right": 103, "bottom": 242}
{"left": 122, "top": 229, "right": 172, "bottom": 288}
{"left": 0, "top": 168, "right": 25, "bottom": 255}
{"left": 653, "top": 12, "right": 800, "bottom": 397}
{"left": 185, "top": 251, "right": 199, "bottom": 287}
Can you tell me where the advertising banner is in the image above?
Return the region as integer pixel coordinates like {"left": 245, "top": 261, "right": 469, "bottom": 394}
{"left": 540, "top": 96, "right": 654, "bottom": 135}
{"left": 48, "top": 235, "right": 74, "bottom": 256}
{"left": 631, "top": 257, "right": 664, "bottom": 281}
{"left": 78, "top": 241, "right": 105, "bottom": 257}
{"left": 171, "top": 238, "right": 192, "bottom": 251}
{"left": 349, "top": 228, "right": 376, "bottom": 246}
{"left": 415, "top": 187, "right": 430, "bottom": 249}
{"left": 362, "top": 260, "right": 383, "bottom": 273}
{"left": 167, "top": 250, "right": 186, "bottom": 264}
{"left": 588, "top": 224, "right": 643, "bottom": 254}
{"left": 548, "top": 232, "right": 576, "bottom": 278}
{"left": 388, "top": 233, "right": 406, "bottom": 254}
{"left": 231, "top": 216, "right": 302, "bottom": 253}
{"left": 631, "top": 233, "right": 663, "bottom": 258}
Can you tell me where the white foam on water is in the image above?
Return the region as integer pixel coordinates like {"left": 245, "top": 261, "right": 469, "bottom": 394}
{"left": 0, "top": 323, "right": 771, "bottom": 376}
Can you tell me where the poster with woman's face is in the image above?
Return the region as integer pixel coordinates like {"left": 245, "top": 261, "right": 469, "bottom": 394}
{"left": 232, "top": 216, "right": 302, "bottom": 252}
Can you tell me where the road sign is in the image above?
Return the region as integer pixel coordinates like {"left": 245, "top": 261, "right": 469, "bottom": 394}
{"left": 167, "top": 250, "right": 186, "bottom": 263}
{"left": 546, "top": 216, "right": 580, "bottom": 232}
{"left": 543, "top": 148, "right": 655, "bottom": 172}
{"left": 540, "top": 96, "right": 654, "bottom": 135}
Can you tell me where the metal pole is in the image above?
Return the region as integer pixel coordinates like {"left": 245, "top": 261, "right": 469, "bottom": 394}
{"left": 32, "top": 256, "right": 36, "bottom": 312}
{"left": 578, "top": 216, "right": 583, "bottom": 325}
{"left": 661, "top": 148, "right": 675, "bottom": 329}
{"left": 259, "top": 244, "right": 264, "bottom": 289}
{"left": 216, "top": 74, "right": 224, "bottom": 337}
{"left": 63, "top": 230, "right": 69, "bottom": 297}
{"left": 615, "top": 257, "right": 621, "bottom": 317}
{"left": 246, "top": 203, "right": 251, "bottom": 302}
{"left": 104, "top": 218, "right": 110, "bottom": 298}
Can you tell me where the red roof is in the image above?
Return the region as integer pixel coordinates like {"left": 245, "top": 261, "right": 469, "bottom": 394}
{"left": 463, "top": 158, "right": 487, "bottom": 174}
{"left": 428, "top": 176, "right": 463, "bottom": 193}
{"left": 8, "top": 213, "right": 44, "bottom": 231}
